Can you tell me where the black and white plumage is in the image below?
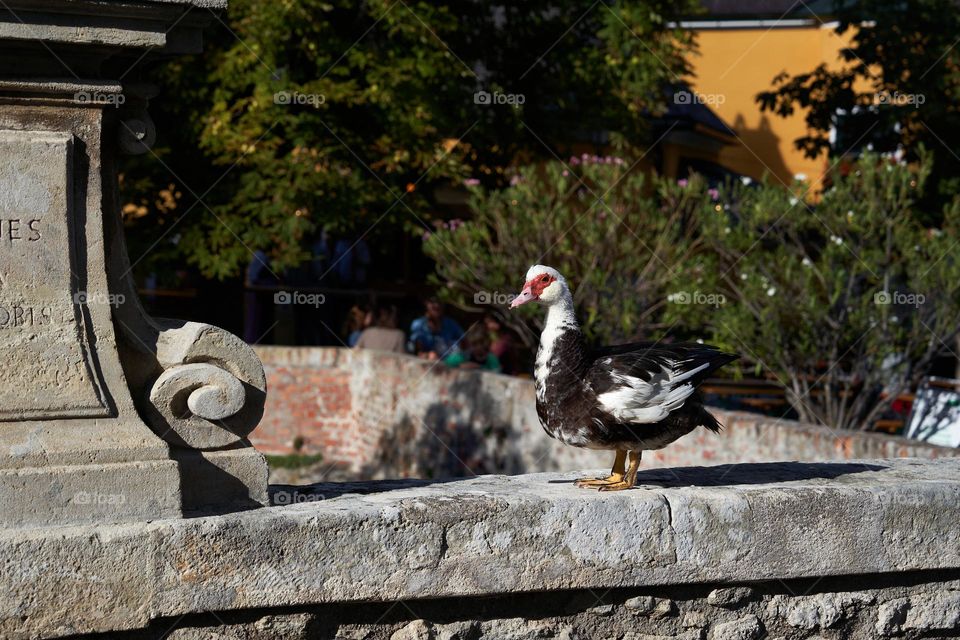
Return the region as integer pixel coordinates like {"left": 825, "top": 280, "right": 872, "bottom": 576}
{"left": 510, "top": 265, "right": 738, "bottom": 490}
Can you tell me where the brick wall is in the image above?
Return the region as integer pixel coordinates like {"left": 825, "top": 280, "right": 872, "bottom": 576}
{"left": 253, "top": 347, "right": 959, "bottom": 479}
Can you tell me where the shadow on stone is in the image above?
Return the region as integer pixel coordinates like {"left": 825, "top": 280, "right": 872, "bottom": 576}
{"left": 547, "top": 460, "right": 889, "bottom": 488}
{"left": 172, "top": 447, "right": 270, "bottom": 515}
{"left": 269, "top": 476, "right": 466, "bottom": 504}
{"left": 359, "top": 375, "right": 524, "bottom": 480}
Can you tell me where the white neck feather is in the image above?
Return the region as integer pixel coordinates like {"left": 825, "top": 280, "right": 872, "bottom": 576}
{"left": 534, "top": 288, "right": 578, "bottom": 393}
{"left": 544, "top": 289, "right": 577, "bottom": 333}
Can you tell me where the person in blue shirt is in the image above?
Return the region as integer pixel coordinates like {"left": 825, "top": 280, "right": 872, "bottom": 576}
{"left": 408, "top": 297, "right": 464, "bottom": 360}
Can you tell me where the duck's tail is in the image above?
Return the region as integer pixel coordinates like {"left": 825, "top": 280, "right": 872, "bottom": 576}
{"left": 698, "top": 404, "right": 725, "bottom": 434}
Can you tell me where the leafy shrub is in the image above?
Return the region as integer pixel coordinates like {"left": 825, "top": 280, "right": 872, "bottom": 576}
{"left": 677, "top": 151, "right": 960, "bottom": 430}
{"left": 427, "top": 152, "right": 960, "bottom": 431}
{"left": 424, "top": 157, "right": 708, "bottom": 348}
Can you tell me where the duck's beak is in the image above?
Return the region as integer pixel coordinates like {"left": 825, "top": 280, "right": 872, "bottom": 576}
{"left": 510, "top": 285, "right": 534, "bottom": 308}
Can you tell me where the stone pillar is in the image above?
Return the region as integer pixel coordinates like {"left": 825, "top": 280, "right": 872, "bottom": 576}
{"left": 0, "top": 0, "right": 268, "bottom": 528}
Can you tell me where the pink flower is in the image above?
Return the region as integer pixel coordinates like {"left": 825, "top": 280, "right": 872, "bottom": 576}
{"left": 562, "top": 170, "right": 569, "bottom": 177}
{"left": 677, "top": 179, "right": 688, "bottom": 188}
{"left": 708, "top": 188, "right": 719, "bottom": 200}
{"left": 463, "top": 178, "right": 480, "bottom": 187}
{"left": 509, "top": 175, "right": 524, "bottom": 185}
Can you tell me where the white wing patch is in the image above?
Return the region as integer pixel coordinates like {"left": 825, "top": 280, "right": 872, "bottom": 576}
{"left": 596, "top": 361, "right": 709, "bottom": 424}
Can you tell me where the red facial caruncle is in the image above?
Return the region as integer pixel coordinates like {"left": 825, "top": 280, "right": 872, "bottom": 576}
{"left": 510, "top": 272, "right": 556, "bottom": 308}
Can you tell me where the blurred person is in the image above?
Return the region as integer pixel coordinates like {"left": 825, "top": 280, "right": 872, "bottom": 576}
{"left": 444, "top": 325, "right": 501, "bottom": 372}
{"left": 343, "top": 304, "right": 369, "bottom": 347}
{"left": 355, "top": 304, "right": 406, "bottom": 353}
{"left": 408, "top": 297, "right": 464, "bottom": 359}
{"left": 484, "top": 311, "right": 517, "bottom": 374}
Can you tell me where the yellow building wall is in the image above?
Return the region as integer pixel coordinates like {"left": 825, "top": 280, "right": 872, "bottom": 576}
{"left": 685, "top": 25, "right": 855, "bottom": 187}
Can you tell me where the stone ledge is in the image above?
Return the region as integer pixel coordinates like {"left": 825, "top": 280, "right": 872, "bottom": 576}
{"left": 3, "top": 458, "right": 960, "bottom": 638}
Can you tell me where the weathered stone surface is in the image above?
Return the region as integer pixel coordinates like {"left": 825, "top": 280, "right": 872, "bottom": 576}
{"left": 681, "top": 611, "right": 708, "bottom": 628}
{"left": 390, "top": 620, "right": 432, "bottom": 640}
{"left": 710, "top": 615, "right": 762, "bottom": 640}
{"left": 166, "top": 616, "right": 316, "bottom": 640}
{"left": 707, "top": 587, "right": 755, "bottom": 608}
{"left": 2, "top": 458, "right": 960, "bottom": 638}
{"left": 435, "top": 621, "right": 478, "bottom": 640}
{"left": 902, "top": 590, "right": 960, "bottom": 631}
{"left": 588, "top": 604, "right": 615, "bottom": 616}
{"left": 0, "top": 0, "right": 227, "bottom": 75}
{"left": 624, "top": 596, "right": 676, "bottom": 618}
{"left": 0, "top": 130, "right": 108, "bottom": 419}
{"left": 142, "top": 321, "right": 268, "bottom": 449}
{"left": 876, "top": 598, "right": 910, "bottom": 636}
{"left": 0, "top": 459, "right": 182, "bottom": 529}
{"left": 623, "top": 632, "right": 703, "bottom": 640}
{"left": 172, "top": 448, "right": 269, "bottom": 512}
{"left": 0, "top": 0, "right": 268, "bottom": 529}
{"left": 764, "top": 593, "right": 872, "bottom": 629}
{"left": 0, "top": 101, "right": 182, "bottom": 528}
{"left": 876, "top": 590, "right": 960, "bottom": 635}
{"left": 87, "top": 574, "right": 960, "bottom": 640}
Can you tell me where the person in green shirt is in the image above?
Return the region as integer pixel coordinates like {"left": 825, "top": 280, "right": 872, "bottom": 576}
{"left": 444, "top": 325, "right": 501, "bottom": 373}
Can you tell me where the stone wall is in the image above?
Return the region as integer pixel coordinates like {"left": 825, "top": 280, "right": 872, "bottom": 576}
{"left": 252, "top": 347, "right": 958, "bottom": 480}
{"left": 130, "top": 575, "right": 960, "bottom": 640}
{"left": 8, "top": 458, "right": 960, "bottom": 639}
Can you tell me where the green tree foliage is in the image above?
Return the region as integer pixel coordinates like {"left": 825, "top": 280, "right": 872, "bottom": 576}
{"left": 122, "top": 0, "right": 698, "bottom": 280}
{"left": 424, "top": 157, "right": 705, "bottom": 348}
{"left": 428, "top": 154, "right": 960, "bottom": 431}
{"left": 756, "top": 0, "right": 960, "bottom": 199}
{"left": 676, "top": 152, "right": 960, "bottom": 431}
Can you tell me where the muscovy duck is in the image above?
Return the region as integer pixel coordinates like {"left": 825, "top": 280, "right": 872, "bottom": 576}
{"left": 510, "top": 265, "right": 738, "bottom": 491}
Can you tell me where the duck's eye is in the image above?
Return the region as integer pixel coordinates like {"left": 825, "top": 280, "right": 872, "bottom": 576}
{"left": 540, "top": 275, "right": 549, "bottom": 281}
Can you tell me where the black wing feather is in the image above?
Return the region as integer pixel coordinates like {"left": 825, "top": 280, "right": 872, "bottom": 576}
{"left": 589, "top": 342, "right": 738, "bottom": 394}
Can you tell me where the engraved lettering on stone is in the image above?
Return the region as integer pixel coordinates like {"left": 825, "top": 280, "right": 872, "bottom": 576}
{"left": 0, "top": 130, "right": 109, "bottom": 419}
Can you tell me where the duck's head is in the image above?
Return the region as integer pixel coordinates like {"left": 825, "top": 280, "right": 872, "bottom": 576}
{"left": 510, "top": 265, "right": 569, "bottom": 308}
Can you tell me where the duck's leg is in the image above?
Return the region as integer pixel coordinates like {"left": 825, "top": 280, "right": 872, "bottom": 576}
{"left": 574, "top": 450, "right": 626, "bottom": 488}
{"left": 598, "top": 450, "right": 641, "bottom": 491}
